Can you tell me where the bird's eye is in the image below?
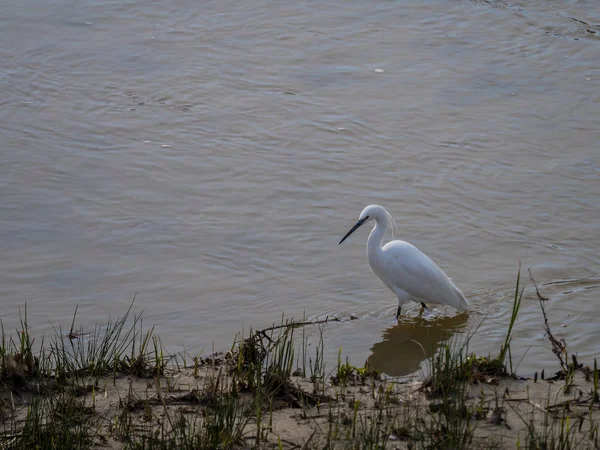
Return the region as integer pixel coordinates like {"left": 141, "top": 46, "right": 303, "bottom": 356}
{"left": 365, "top": 216, "right": 370, "bottom": 219}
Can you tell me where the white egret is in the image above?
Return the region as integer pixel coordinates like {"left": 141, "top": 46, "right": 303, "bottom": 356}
{"left": 339, "top": 205, "right": 470, "bottom": 317}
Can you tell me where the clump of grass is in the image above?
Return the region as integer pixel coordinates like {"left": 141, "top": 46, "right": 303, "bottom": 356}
{"left": 322, "top": 382, "right": 403, "bottom": 450}
{"left": 416, "top": 335, "right": 477, "bottom": 448}
{"left": 49, "top": 303, "right": 138, "bottom": 382}
{"left": 1, "top": 306, "right": 43, "bottom": 391}
{"left": 421, "top": 396, "right": 475, "bottom": 449}
{"left": 331, "top": 348, "right": 380, "bottom": 387}
{"left": 308, "top": 324, "right": 326, "bottom": 394}
{"left": 497, "top": 264, "right": 524, "bottom": 372}
{"left": 49, "top": 301, "right": 166, "bottom": 384}
{"left": 1, "top": 299, "right": 169, "bottom": 393}
{"left": 122, "top": 324, "right": 167, "bottom": 378}
{"left": 1, "top": 301, "right": 172, "bottom": 447}
{"left": 230, "top": 318, "right": 329, "bottom": 411}
{"left": 518, "top": 407, "right": 581, "bottom": 450}
{"left": 422, "top": 339, "right": 466, "bottom": 397}
{"left": 463, "top": 264, "right": 524, "bottom": 382}
{"left": 3, "top": 392, "right": 99, "bottom": 449}
{"left": 115, "top": 385, "right": 250, "bottom": 450}
{"left": 592, "top": 359, "right": 599, "bottom": 405}
{"left": 355, "top": 405, "right": 399, "bottom": 449}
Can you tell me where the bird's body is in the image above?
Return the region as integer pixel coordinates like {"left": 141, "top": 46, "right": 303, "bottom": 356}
{"left": 339, "top": 205, "right": 470, "bottom": 316}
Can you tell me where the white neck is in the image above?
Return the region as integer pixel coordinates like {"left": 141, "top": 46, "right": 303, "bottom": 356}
{"left": 367, "top": 216, "right": 388, "bottom": 259}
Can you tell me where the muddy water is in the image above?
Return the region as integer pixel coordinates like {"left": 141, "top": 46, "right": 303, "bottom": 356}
{"left": 1, "top": 0, "right": 599, "bottom": 377}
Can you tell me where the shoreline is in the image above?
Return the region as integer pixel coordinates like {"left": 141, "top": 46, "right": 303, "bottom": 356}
{"left": 1, "top": 273, "right": 599, "bottom": 449}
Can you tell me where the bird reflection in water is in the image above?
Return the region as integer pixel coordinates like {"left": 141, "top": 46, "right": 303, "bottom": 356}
{"left": 367, "top": 312, "right": 469, "bottom": 377}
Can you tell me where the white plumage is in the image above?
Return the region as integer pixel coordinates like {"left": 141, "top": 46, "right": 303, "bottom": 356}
{"left": 339, "top": 204, "right": 470, "bottom": 317}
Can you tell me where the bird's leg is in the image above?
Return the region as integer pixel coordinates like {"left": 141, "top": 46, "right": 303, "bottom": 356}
{"left": 395, "top": 292, "right": 410, "bottom": 321}
{"left": 419, "top": 302, "right": 428, "bottom": 315}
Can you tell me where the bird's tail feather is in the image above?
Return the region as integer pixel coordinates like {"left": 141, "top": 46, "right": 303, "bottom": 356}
{"left": 457, "top": 291, "right": 471, "bottom": 311}
{"left": 449, "top": 278, "right": 470, "bottom": 311}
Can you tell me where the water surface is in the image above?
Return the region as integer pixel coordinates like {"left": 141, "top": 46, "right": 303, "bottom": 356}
{"left": 1, "top": 0, "right": 599, "bottom": 376}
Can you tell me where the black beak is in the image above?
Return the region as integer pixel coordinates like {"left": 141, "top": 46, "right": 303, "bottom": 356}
{"left": 339, "top": 216, "right": 369, "bottom": 245}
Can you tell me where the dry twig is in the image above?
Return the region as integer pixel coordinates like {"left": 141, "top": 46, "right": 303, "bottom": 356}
{"left": 529, "top": 270, "right": 567, "bottom": 371}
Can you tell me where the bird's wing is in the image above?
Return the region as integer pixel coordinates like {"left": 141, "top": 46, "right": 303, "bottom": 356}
{"left": 382, "top": 241, "right": 469, "bottom": 311}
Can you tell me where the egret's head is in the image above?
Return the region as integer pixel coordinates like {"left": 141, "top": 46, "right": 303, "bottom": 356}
{"left": 339, "top": 204, "right": 388, "bottom": 245}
